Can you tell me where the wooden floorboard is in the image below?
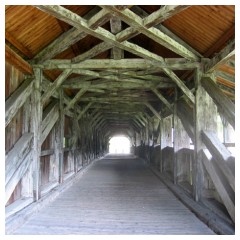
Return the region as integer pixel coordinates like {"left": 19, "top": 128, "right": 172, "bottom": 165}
{"left": 12, "top": 154, "right": 215, "bottom": 235}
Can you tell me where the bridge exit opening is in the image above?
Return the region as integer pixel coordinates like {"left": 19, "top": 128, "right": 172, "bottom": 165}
{"left": 109, "top": 136, "right": 131, "bottom": 154}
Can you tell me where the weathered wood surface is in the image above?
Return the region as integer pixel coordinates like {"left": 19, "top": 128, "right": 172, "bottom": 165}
{"left": 201, "top": 130, "right": 235, "bottom": 191}
{"left": 41, "top": 103, "right": 59, "bottom": 145}
{"left": 202, "top": 149, "right": 235, "bottom": 223}
{"left": 5, "top": 44, "right": 33, "bottom": 74}
{"left": 101, "top": 6, "right": 199, "bottom": 61}
{"left": 13, "top": 154, "right": 214, "bottom": 235}
{"left": 5, "top": 78, "right": 34, "bottom": 127}
{"left": 5, "top": 152, "right": 33, "bottom": 204}
{"left": 150, "top": 165, "right": 234, "bottom": 235}
{"left": 205, "top": 40, "right": 235, "bottom": 73}
{"left": 32, "top": 7, "right": 110, "bottom": 63}
{"left": 35, "top": 58, "right": 199, "bottom": 70}
{"left": 31, "top": 68, "right": 42, "bottom": 201}
{"left": 5, "top": 133, "right": 33, "bottom": 184}
{"left": 41, "top": 69, "right": 72, "bottom": 105}
{"left": 176, "top": 99, "right": 194, "bottom": 142}
{"left": 201, "top": 76, "right": 235, "bottom": 129}
{"left": 145, "top": 102, "right": 161, "bottom": 120}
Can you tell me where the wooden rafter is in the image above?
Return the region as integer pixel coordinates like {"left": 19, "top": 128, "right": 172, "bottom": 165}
{"left": 5, "top": 78, "right": 34, "bottom": 127}
{"left": 32, "top": 7, "right": 111, "bottom": 63}
{"left": 101, "top": 5, "right": 199, "bottom": 61}
{"left": 5, "top": 31, "right": 33, "bottom": 59}
{"left": 41, "top": 69, "right": 72, "bottom": 105}
{"left": 5, "top": 44, "right": 33, "bottom": 74}
{"left": 152, "top": 88, "right": 173, "bottom": 112}
{"left": 65, "top": 88, "right": 87, "bottom": 111}
{"left": 145, "top": 102, "right": 161, "bottom": 120}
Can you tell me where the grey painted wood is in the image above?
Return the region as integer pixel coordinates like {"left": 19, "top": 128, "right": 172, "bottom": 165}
{"left": 5, "top": 77, "right": 34, "bottom": 127}
{"left": 13, "top": 155, "right": 214, "bottom": 235}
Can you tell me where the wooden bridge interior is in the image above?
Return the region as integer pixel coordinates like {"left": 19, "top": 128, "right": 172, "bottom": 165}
{"left": 5, "top": 5, "right": 235, "bottom": 234}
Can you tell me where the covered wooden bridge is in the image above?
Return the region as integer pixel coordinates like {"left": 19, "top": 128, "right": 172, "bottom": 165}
{"left": 5, "top": 5, "right": 235, "bottom": 234}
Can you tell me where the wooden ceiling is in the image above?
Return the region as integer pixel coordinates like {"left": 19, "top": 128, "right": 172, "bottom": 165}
{"left": 5, "top": 5, "right": 235, "bottom": 135}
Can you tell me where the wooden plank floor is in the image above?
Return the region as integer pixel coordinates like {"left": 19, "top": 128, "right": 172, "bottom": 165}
{"left": 13, "top": 154, "right": 215, "bottom": 235}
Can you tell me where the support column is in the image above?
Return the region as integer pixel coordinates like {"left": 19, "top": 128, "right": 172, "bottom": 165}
{"left": 73, "top": 110, "right": 79, "bottom": 173}
{"left": 55, "top": 89, "right": 64, "bottom": 184}
{"left": 173, "top": 88, "right": 178, "bottom": 184}
{"left": 31, "top": 68, "right": 42, "bottom": 201}
{"left": 159, "top": 119, "right": 163, "bottom": 173}
{"left": 193, "top": 67, "right": 218, "bottom": 201}
{"left": 173, "top": 88, "right": 191, "bottom": 184}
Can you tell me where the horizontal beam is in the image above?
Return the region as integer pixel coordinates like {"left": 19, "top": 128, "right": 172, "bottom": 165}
{"left": 5, "top": 78, "right": 34, "bottom": 127}
{"left": 34, "top": 58, "right": 199, "bottom": 70}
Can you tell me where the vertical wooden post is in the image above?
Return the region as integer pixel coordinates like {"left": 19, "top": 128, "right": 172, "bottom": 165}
{"left": 159, "top": 119, "right": 163, "bottom": 173}
{"left": 173, "top": 88, "right": 178, "bottom": 184}
{"left": 73, "top": 110, "right": 79, "bottom": 173}
{"left": 55, "top": 89, "right": 64, "bottom": 184}
{"left": 193, "top": 66, "right": 218, "bottom": 201}
{"left": 31, "top": 68, "right": 42, "bottom": 201}
{"left": 193, "top": 66, "right": 203, "bottom": 201}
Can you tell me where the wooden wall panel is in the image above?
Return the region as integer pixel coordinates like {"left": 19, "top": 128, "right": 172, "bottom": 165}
{"left": 40, "top": 156, "right": 50, "bottom": 186}
{"left": 6, "top": 180, "right": 22, "bottom": 206}
{"left": 5, "top": 61, "right": 25, "bottom": 153}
